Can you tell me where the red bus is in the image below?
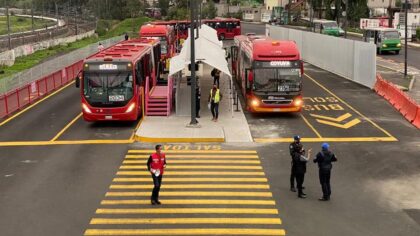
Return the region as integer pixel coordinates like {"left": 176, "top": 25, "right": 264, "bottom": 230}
{"left": 75, "top": 39, "right": 160, "bottom": 121}
{"left": 204, "top": 18, "right": 241, "bottom": 40}
{"left": 139, "top": 24, "right": 176, "bottom": 73}
{"left": 231, "top": 35, "right": 303, "bottom": 113}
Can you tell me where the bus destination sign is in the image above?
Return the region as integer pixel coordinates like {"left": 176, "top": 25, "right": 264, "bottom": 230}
{"left": 99, "top": 64, "right": 118, "bottom": 70}
{"left": 270, "top": 61, "right": 291, "bottom": 67}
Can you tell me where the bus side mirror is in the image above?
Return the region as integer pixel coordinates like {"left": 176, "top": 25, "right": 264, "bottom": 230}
{"left": 75, "top": 76, "right": 80, "bottom": 88}
{"left": 245, "top": 68, "right": 252, "bottom": 91}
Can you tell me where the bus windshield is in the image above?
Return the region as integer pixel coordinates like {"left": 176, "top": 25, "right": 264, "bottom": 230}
{"left": 158, "top": 36, "right": 168, "bottom": 54}
{"left": 323, "top": 22, "right": 338, "bottom": 29}
{"left": 383, "top": 31, "right": 399, "bottom": 40}
{"left": 83, "top": 71, "right": 134, "bottom": 107}
{"left": 253, "top": 68, "right": 301, "bottom": 93}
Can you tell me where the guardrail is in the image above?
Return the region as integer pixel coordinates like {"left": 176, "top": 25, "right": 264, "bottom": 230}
{"left": 0, "top": 60, "right": 83, "bottom": 119}
{"left": 374, "top": 74, "right": 420, "bottom": 129}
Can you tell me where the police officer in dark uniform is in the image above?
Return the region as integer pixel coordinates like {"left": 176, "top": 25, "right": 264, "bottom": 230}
{"left": 289, "top": 135, "right": 303, "bottom": 192}
{"left": 294, "top": 148, "right": 312, "bottom": 198}
{"left": 313, "top": 143, "right": 337, "bottom": 201}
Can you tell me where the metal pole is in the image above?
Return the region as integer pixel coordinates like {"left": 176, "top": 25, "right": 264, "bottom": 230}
{"left": 6, "top": 3, "right": 11, "bottom": 50}
{"left": 404, "top": 0, "right": 408, "bottom": 77}
{"left": 344, "top": 0, "right": 348, "bottom": 38}
{"left": 31, "top": 0, "right": 35, "bottom": 32}
{"left": 190, "top": 0, "right": 198, "bottom": 125}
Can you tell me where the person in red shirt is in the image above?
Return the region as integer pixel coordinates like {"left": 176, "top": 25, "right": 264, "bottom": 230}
{"left": 147, "top": 145, "right": 167, "bottom": 205}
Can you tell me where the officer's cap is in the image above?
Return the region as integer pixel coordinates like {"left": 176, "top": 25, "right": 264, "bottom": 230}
{"left": 293, "top": 135, "right": 300, "bottom": 141}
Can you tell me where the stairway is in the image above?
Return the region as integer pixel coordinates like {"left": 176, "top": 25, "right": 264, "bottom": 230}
{"left": 146, "top": 86, "right": 170, "bottom": 116}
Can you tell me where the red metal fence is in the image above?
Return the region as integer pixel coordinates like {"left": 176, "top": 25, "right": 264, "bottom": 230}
{"left": 0, "top": 60, "right": 83, "bottom": 119}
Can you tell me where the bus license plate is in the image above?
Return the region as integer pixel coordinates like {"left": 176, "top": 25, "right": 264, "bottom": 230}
{"left": 273, "top": 108, "right": 281, "bottom": 112}
{"left": 105, "top": 115, "right": 113, "bottom": 120}
{"left": 109, "top": 95, "right": 125, "bottom": 102}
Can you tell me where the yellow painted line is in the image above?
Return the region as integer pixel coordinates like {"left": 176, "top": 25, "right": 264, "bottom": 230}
{"left": 90, "top": 217, "right": 281, "bottom": 225}
{"left": 300, "top": 114, "right": 322, "bottom": 138}
{"left": 315, "top": 118, "right": 361, "bottom": 129}
{"left": 100, "top": 199, "right": 276, "bottom": 205}
{"left": 254, "top": 137, "right": 398, "bottom": 143}
{"left": 0, "top": 139, "right": 134, "bottom": 147}
{"left": 113, "top": 177, "right": 267, "bottom": 182}
{"left": 116, "top": 171, "right": 265, "bottom": 176}
{"left": 106, "top": 191, "right": 272, "bottom": 197}
{"left": 310, "top": 113, "right": 352, "bottom": 122}
{"left": 123, "top": 160, "right": 261, "bottom": 164}
{"left": 128, "top": 150, "right": 257, "bottom": 154}
{"left": 0, "top": 81, "right": 75, "bottom": 128}
{"left": 129, "top": 117, "right": 143, "bottom": 141}
{"left": 304, "top": 73, "right": 397, "bottom": 140}
{"left": 125, "top": 154, "right": 259, "bottom": 159}
{"left": 50, "top": 113, "right": 83, "bottom": 141}
{"left": 135, "top": 135, "right": 225, "bottom": 143}
{"left": 84, "top": 228, "right": 286, "bottom": 235}
{"left": 96, "top": 208, "right": 279, "bottom": 214}
{"left": 110, "top": 184, "right": 270, "bottom": 189}
{"left": 119, "top": 165, "right": 262, "bottom": 170}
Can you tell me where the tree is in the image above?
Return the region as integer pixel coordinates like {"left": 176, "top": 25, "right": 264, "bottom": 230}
{"left": 158, "top": 0, "right": 170, "bottom": 16}
{"left": 202, "top": 0, "right": 217, "bottom": 19}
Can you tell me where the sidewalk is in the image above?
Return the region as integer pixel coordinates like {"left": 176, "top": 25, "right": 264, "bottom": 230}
{"left": 377, "top": 58, "right": 420, "bottom": 104}
{"left": 135, "top": 66, "right": 253, "bottom": 143}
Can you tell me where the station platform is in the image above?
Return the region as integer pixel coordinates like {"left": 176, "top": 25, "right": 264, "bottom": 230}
{"left": 135, "top": 67, "right": 253, "bottom": 143}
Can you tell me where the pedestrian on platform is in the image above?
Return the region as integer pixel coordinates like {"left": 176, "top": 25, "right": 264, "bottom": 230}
{"left": 147, "top": 144, "right": 166, "bottom": 205}
{"left": 294, "top": 147, "right": 312, "bottom": 198}
{"left": 211, "top": 68, "right": 221, "bottom": 88}
{"left": 313, "top": 143, "right": 337, "bottom": 201}
{"left": 196, "top": 83, "right": 201, "bottom": 118}
{"left": 98, "top": 43, "right": 104, "bottom": 51}
{"left": 289, "top": 135, "right": 303, "bottom": 192}
{"left": 208, "top": 83, "right": 222, "bottom": 122}
{"left": 124, "top": 33, "right": 129, "bottom": 40}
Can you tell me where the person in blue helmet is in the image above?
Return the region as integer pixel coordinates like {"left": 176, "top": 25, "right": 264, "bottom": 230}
{"left": 313, "top": 143, "right": 337, "bottom": 201}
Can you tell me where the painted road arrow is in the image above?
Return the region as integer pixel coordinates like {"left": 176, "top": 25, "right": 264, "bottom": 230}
{"left": 310, "top": 113, "right": 361, "bottom": 129}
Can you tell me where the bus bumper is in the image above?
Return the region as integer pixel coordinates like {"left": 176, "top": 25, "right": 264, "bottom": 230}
{"left": 81, "top": 103, "right": 139, "bottom": 122}
{"left": 248, "top": 106, "right": 302, "bottom": 113}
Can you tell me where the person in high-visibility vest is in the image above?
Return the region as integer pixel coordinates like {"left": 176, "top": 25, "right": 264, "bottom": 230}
{"left": 208, "top": 83, "right": 223, "bottom": 122}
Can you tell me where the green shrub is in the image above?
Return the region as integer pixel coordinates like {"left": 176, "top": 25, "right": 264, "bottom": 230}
{"left": 417, "top": 27, "right": 420, "bottom": 40}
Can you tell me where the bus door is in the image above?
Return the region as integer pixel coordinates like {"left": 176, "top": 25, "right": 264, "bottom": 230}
{"left": 226, "top": 21, "right": 235, "bottom": 39}
{"left": 230, "top": 46, "right": 238, "bottom": 78}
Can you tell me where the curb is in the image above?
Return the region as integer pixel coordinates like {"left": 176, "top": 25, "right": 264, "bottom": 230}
{"left": 134, "top": 135, "right": 225, "bottom": 143}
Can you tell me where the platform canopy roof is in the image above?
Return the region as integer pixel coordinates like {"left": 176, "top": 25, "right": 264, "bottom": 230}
{"left": 169, "top": 24, "right": 231, "bottom": 78}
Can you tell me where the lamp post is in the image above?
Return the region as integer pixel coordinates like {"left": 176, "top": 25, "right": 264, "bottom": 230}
{"left": 190, "top": 0, "right": 198, "bottom": 125}
{"left": 404, "top": 0, "right": 408, "bottom": 78}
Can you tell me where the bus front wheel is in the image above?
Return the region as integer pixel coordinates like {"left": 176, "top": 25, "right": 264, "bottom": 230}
{"left": 219, "top": 34, "right": 225, "bottom": 40}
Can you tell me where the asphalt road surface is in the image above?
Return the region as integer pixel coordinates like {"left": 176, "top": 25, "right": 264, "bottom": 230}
{"left": 261, "top": 22, "right": 420, "bottom": 70}
{"left": 0, "top": 22, "right": 419, "bottom": 236}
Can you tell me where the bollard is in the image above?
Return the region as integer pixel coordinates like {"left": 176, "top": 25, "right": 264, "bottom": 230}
{"left": 235, "top": 93, "right": 240, "bottom": 112}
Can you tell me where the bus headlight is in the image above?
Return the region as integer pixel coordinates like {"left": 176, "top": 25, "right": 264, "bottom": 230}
{"left": 397, "top": 43, "right": 401, "bottom": 47}
{"left": 126, "top": 103, "right": 136, "bottom": 113}
{"left": 294, "top": 98, "right": 303, "bottom": 107}
{"left": 82, "top": 103, "right": 92, "bottom": 113}
{"left": 251, "top": 99, "right": 259, "bottom": 107}
{"left": 382, "top": 44, "right": 387, "bottom": 48}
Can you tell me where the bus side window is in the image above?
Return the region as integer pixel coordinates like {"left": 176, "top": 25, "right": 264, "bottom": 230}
{"left": 135, "top": 60, "right": 143, "bottom": 85}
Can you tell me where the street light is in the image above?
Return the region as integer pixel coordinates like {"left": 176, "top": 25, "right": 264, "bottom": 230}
{"left": 190, "top": 0, "right": 198, "bottom": 125}
{"left": 404, "top": 0, "right": 408, "bottom": 78}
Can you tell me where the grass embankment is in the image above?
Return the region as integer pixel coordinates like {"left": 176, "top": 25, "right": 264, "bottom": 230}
{"left": 0, "top": 16, "right": 55, "bottom": 35}
{"left": 0, "top": 17, "right": 150, "bottom": 80}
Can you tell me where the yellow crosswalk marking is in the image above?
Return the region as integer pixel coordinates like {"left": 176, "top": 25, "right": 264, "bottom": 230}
{"left": 84, "top": 228, "right": 285, "bottom": 235}
{"left": 125, "top": 154, "right": 259, "bottom": 159}
{"left": 128, "top": 150, "right": 258, "bottom": 154}
{"left": 105, "top": 191, "right": 273, "bottom": 197}
{"left": 96, "top": 208, "right": 279, "bottom": 214}
{"left": 119, "top": 165, "right": 262, "bottom": 170}
{"left": 109, "top": 184, "right": 270, "bottom": 189}
{"left": 116, "top": 171, "right": 266, "bottom": 176}
{"left": 90, "top": 217, "right": 282, "bottom": 224}
{"left": 123, "top": 160, "right": 261, "bottom": 164}
{"left": 100, "top": 199, "right": 276, "bottom": 205}
{"left": 113, "top": 177, "right": 267, "bottom": 182}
